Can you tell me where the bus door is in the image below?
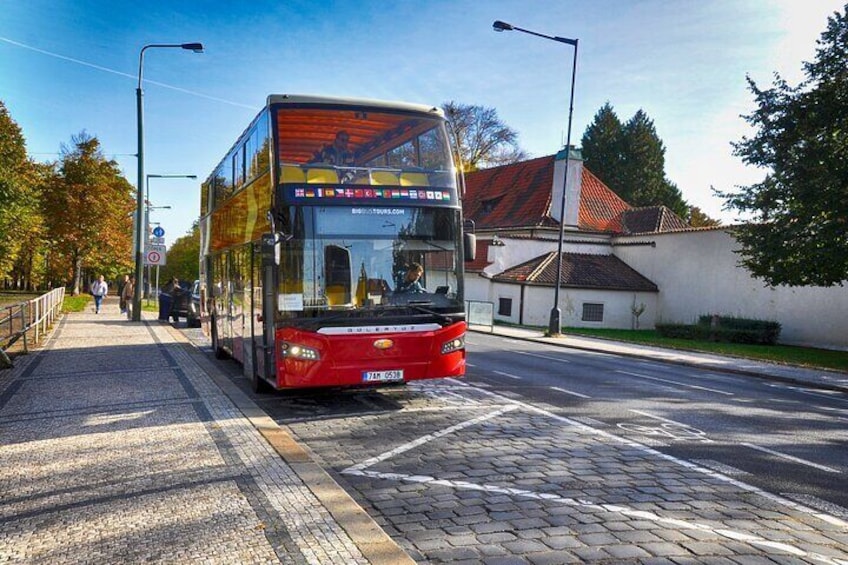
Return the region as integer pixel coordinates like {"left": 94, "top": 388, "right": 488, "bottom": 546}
{"left": 212, "top": 253, "right": 233, "bottom": 355}
{"left": 256, "top": 233, "right": 279, "bottom": 383}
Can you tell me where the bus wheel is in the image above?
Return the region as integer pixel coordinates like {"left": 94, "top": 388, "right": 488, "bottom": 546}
{"left": 251, "top": 371, "right": 269, "bottom": 394}
{"left": 211, "top": 316, "right": 228, "bottom": 360}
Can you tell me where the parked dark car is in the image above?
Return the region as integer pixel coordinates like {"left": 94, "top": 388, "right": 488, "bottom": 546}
{"left": 159, "top": 281, "right": 200, "bottom": 327}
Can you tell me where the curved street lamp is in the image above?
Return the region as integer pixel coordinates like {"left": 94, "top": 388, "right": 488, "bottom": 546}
{"left": 493, "top": 20, "right": 578, "bottom": 337}
{"left": 133, "top": 43, "right": 203, "bottom": 321}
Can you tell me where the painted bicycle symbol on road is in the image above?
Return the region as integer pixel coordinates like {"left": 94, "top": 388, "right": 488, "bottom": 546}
{"left": 617, "top": 422, "right": 711, "bottom": 442}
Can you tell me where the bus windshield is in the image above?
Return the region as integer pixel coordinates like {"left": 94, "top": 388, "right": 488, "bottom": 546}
{"left": 278, "top": 206, "right": 463, "bottom": 317}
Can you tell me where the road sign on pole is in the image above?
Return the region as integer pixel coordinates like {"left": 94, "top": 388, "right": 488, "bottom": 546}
{"left": 145, "top": 245, "right": 167, "bottom": 266}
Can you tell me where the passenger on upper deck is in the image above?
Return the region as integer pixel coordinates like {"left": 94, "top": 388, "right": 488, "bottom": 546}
{"left": 311, "top": 131, "right": 355, "bottom": 167}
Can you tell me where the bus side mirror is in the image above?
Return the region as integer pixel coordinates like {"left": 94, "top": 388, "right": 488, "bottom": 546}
{"left": 261, "top": 232, "right": 292, "bottom": 266}
{"left": 464, "top": 232, "right": 476, "bottom": 262}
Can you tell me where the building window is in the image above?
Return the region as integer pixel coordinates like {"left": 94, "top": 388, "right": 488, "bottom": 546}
{"left": 498, "top": 297, "right": 512, "bottom": 316}
{"left": 582, "top": 303, "right": 604, "bottom": 322}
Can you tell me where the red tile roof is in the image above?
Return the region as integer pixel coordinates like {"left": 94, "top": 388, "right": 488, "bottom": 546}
{"left": 492, "top": 252, "right": 659, "bottom": 292}
{"left": 463, "top": 155, "right": 688, "bottom": 235}
{"left": 463, "top": 156, "right": 557, "bottom": 230}
{"left": 578, "top": 167, "right": 631, "bottom": 232}
{"left": 617, "top": 206, "right": 691, "bottom": 234}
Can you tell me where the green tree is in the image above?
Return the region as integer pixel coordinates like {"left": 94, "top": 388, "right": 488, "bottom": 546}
{"left": 687, "top": 205, "right": 722, "bottom": 228}
{"left": 42, "top": 132, "right": 134, "bottom": 293}
{"left": 161, "top": 223, "right": 200, "bottom": 283}
{"left": 442, "top": 101, "right": 528, "bottom": 172}
{"left": 0, "top": 100, "right": 42, "bottom": 289}
{"left": 720, "top": 5, "right": 848, "bottom": 287}
{"left": 581, "top": 102, "right": 626, "bottom": 194}
{"left": 581, "top": 105, "right": 689, "bottom": 218}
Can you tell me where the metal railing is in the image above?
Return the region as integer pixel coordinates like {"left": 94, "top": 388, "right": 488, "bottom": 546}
{"left": 0, "top": 287, "right": 66, "bottom": 366}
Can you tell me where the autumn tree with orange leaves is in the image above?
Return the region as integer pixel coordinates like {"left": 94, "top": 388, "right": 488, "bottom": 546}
{"left": 42, "top": 132, "right": 135, "bottom": 294}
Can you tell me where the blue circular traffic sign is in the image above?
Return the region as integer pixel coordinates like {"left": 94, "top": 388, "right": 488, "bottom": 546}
{"left": 152, "top": 226, "right": 165, "bottom": 237}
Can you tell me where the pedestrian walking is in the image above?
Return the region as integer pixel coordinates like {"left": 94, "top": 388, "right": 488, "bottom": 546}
{"left": 119, "top": 274, "right": 130, "bottom": 314}
{"left": 90, "top": 275, "right": 108, "bottom": 314}
{"left": 121, "top": 276, "right": 135, "bottom": 320}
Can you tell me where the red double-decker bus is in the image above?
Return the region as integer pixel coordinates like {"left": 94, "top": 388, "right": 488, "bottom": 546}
{"left": 199, "top": 95, "right": 473, "bottom": 391}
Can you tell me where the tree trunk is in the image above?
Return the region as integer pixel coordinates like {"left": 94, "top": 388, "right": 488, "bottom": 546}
{"left": 73, "top": 253, "right": 83, "bottom": 296}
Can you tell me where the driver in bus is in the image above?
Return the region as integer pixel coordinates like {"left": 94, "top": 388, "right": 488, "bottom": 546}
{"left": 399, "top": 263, "right": 426, "bottom": 293}
{"left": 311, "top": 130, "right": 355, "bottom": 167}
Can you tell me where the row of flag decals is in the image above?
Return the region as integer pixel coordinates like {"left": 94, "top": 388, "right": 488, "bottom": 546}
{"left": 291, "top": 187, "right": 453, "bottom": 201}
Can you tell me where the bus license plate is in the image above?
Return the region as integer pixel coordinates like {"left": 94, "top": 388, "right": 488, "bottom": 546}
{"left": 362, "top": 369, "right": 404, "bottom": 383}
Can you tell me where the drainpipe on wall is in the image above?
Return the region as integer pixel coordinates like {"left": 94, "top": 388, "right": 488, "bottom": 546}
{"left": 519, "top": 284, "right": 525, "bottom": 326}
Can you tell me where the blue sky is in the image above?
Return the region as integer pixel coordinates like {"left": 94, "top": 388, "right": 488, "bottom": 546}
{"left": 1, "top": 0, "right": 843, "bottom": 246}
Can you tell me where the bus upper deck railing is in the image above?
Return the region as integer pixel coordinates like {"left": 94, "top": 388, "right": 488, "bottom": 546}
{"left": 0, "top": 287, "right": 65, "bottom": 367}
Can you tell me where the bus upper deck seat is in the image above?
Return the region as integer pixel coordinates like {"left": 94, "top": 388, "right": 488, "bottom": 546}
{"left": 400, "top": 171, "right": 429, "bottom": 187}
{"left": 281, "top": 164, "right": 305, "bottom": 184}
{"left": 370, "top": 171, "right": 399, "bottom": 186}
{"left": 306, "top": 167, "right": 340, "bottom": 184}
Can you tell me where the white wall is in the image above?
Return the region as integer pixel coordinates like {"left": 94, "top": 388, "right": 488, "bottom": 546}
{"left": 489, "top": 282, "right": 657, "bottom": 330}
{"left": 614, "top": 229, "right": 848, "bottom": 350}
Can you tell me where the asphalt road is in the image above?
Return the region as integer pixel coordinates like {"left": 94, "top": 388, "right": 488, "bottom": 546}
{"left": 185, "top": 326, "right": 848, "bottom": 563}
{"left": 465, "top": 332, "right": 848, "bottom": 515}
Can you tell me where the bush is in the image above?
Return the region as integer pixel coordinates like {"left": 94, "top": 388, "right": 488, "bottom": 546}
{"left": 657, "top": 316, "right": 781, "bottom": 345}
{"left": 656, "top": 323, "right": 700, "bottom": 339}
{"left": 698, "top": 315, "right": 781, "bottom": 345}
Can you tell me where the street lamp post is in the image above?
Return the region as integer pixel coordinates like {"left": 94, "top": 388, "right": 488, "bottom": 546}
{"left": 133, "top": 42, "right": 203, "bottom": 321}
{"left": 493, "top": 20, "right": 578, "bottom": 337}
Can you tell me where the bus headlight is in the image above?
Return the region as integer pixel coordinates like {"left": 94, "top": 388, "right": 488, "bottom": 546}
{"left": 281, "top": 342, "right": 320, "bottom": 361}
{"left": 441, "top": 336, "right": 465, "bottom": 355}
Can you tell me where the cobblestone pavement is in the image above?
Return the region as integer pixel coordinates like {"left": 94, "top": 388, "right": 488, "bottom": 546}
{"left": 273, "top": 379, "right": 848, "bottom": 564}
{"left": 0, "top": 300, "right": 407, "bottom": 564}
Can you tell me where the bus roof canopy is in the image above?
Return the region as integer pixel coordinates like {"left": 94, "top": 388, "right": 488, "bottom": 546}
{"left": 267, "top": 94, "right": 444, "bottom": 118}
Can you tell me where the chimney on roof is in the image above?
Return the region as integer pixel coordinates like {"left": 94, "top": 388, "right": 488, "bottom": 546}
{"left": 551, "top": 146, "right": 583, "bottom": 228}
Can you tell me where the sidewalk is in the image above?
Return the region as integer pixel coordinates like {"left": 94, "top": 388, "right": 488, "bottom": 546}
{"left": 0, "top": 297, "right": 413, "bottom": 565}
{"left": 474, "top": 324, "right": 848, "bottom": 394}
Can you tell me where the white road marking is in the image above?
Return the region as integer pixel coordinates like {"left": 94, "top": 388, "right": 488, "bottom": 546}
{"left": 339, "top": 379, "right": 848, "bottom": 563}
{"left": 742, "top": 443, "right": 841, "bottom": 474}
{"left": 493, "top": 370, "right": 522, "bottom": 380}
{"left": 693, "top": 459, "right": 749, "bottom": 477}
{"left": 343, "top": 405, "right": 517, "bottom": 473}
{"left": 445, "top": 378, "right": 848, "bottom": 527}
{"left": 617, "top": 370, "right": 734, "bottom": 396}
{"left": 549, "top": 386, "right": 591, "bottom": 399}
{"left": 782, "top": 493, "right": 848, "bottom": 520}
{"left": 629, "top": 409, "right": 695, "bottom": 426}
{"left": 617, "top": 422, "right": 712, "bottom": 443}
{"left": 767, "top": 383, "right": 848, "bottom": 403}
{"left": 515, "top": 351, "right": 571, "bottom": 363}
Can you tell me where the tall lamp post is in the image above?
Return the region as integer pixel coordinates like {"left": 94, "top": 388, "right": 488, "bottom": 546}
{"left": 493, "top": 20, "right": 578, "bottom": 337}
{"left": 134, "top": 42, "right": 203, "bottom": 321}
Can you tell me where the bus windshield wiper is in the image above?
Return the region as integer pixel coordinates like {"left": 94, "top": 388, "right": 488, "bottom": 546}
{"left": 406, "top": 303, "right": 454, "bottom": 324}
